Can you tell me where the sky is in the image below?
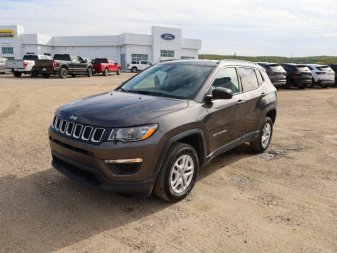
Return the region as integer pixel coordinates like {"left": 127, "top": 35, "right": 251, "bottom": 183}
{"left": 1, "top": 0, "right": 337, "bottom": 57}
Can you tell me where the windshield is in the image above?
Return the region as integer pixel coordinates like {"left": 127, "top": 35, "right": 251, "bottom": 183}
{"left": 53, "top": 54, "right": 71, "bottom": 61}
{"left": 120, "top": 64, "right": 214, "bottom": 99}
{"left": 268, "top": 64, "right": 285, "bottom": 72}
{"left": 93, "top": 58, "right": 108, "bottom": 64}
{"left": 23, "top": 55, "right": 38, "bottom": 60}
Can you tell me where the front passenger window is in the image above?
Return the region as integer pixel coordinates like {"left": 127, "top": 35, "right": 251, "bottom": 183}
{"left": 211, "top": 67, "right": 240, "bottom": 94}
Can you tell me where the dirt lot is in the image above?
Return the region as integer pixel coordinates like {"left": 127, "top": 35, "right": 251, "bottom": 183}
{"left": 0, "top": 73, "right": 337, "bottom": 253}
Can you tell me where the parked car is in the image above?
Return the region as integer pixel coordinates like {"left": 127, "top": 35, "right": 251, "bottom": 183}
{"left": 0, "top": 57, "right": 7, "bottom": 74}
{"left": 127, "top": 60, "right": 152, "bottom": 73}
{"left": 329, "top": 64, "right": 337, "bottom": 86}
{"left": 6, "top": 54, "right": 52, "bottom": 77}
{"left": 305, "top": 64, "right": 335, "bottom": 88}
{"left": 49, "top": 59, "right": 277, "bottom": 202}
{"left": 281, "top": 63, "right": 312, "bottom": 89}
{"left": 257, "top": 62, "right": 287, "bottom": 88}
{"left": 92, "top": 58, "right": 121, "bottom": 76}
{"left": 32, "top": 54, "right": 93, "bottom": 78}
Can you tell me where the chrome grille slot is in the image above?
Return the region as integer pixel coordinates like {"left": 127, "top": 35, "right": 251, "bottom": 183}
{"left": 91, "top": 128, "right": 105, "bottom": 143}
{"left": 52, "top": 116, "right": 57, "bottom": 128}
{"left": 73, "top": 124, "right": 83, "bottom": 138}
{"left": 66, "top": 122, "right": 74, "bottom": 136}
{"left": 60, "top": 120, "right": 67, "bottom": 133}
{"left": 81, "top": 126, "right": 93, "bottom": 141}
{"left": 55, "top": 117, "right": 61, "bottom": 130}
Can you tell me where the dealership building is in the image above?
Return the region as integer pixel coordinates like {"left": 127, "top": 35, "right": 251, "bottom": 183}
{"left": 0, "top": 25, "right": 201, "bottom": 69}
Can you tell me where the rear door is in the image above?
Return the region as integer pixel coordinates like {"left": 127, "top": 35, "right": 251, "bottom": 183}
{"left": 206, "top": 67, "right": 245, "bottom": 153}
{"left": 237, "top": 67, "right": 264, "bottom": 135}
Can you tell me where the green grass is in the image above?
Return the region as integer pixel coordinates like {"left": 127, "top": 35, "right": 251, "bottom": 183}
{"left": 199, "top": 54, "right": 337, "bottom": 65}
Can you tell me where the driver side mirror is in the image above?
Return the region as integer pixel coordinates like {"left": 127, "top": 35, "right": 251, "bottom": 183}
{"left": 205, "top": 87, "right": 233, "bottom": 101}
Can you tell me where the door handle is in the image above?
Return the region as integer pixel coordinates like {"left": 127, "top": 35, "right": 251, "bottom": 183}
{"left": 261, "top": 92, "right": 266, "bottom": 97}
{"left": 237, "top": 99, "right": 245, "bottom": 105}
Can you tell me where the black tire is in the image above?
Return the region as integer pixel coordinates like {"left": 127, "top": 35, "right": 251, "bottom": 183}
{"left": 250, "top": 117, "right": 273, "bottom": 153}
{"left": 117, "top": 68, "right": 121, "bottom": 75}
{"left": 59, "top": 68, "right": 68, "bottom": 79}
{"left": 42, "top": 73, "right": 50, "bottom": 78}
{"left": 154, "top": 142, "right": 199, "bottom": 202}
{"left": 131, "top": 67, "right": 138, "bottom": 73}
{"left": 13, "top": 72, "right": 22, "bottom": 78}
{"left": 31, "top": 70, "right": 38, "bottom": 78}
{"left": 297, "top": 83, "right": 305, "bottom": 89}
{"left": 320, "top": 83, "right": 328, "bottom": 89}
{"left": 87, "top": 68, "right": 93, "bottom": 77}
{"left": 103, "top": 68, "right": 109, "bottom": 76}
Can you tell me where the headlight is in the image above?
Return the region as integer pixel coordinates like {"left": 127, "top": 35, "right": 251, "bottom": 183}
{"left": 108, "top": 124, "right": 158, "bottom": 142}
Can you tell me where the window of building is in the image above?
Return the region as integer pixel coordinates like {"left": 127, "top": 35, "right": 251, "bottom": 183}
{"left": 211, "top": 67, "right": 240, "bottom": 94}
{"left": 2, "top": 47, "right": 14, "bottom": 54}
{"left": 160, "top": 50, "right": 174, "bottom": 57}
{"left": 131, "top": 54, "right": 148, "bottom": 64}
{"left": 238, "top": 68, "right": 259, "bottom": 91}
{"left": 181, "top": 56, "right": 194, "bottom": 60}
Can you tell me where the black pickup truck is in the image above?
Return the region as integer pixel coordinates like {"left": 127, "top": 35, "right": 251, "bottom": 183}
{"left": 32, "top": 54, "right": 93, "bottom": 78}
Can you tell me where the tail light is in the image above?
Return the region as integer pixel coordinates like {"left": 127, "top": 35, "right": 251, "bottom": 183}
{"left": 52, "top": 60, "right": 56, "bottom": 70}
{"left": 315, "top": 71, "right": 326, "bottom": 75}
{"left": 23, "top": 61, "right": 28, "bottom": 68}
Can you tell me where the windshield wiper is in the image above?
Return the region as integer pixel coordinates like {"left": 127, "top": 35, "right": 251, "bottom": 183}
{"left": 131, "top": 90, "right": 166, "bottom": 96}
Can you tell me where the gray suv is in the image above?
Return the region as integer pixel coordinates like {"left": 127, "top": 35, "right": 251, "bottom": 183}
{"left": 49, "top": 60, "right": 277, "bottom": 202}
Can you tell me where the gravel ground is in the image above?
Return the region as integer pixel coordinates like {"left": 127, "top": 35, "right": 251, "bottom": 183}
{"left": 0, "top": 73, "right": 337, "bottom": 253}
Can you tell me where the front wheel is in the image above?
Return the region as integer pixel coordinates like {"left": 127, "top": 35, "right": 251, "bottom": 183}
{"left": 116, "top": 68, "right": 121, "bottom": 75}
{"left": 154, "top": 143, "right": 199, "bottom": 202}
{"left": 103, "top": 68, "right": 109, "bottom": 76}
{"left": 87, "top": 68, "right": 93, "bottom": 77}
{"left": 131, "top": 67, "right": 138, "bottom": 73}
{"left": 250, "top": 117, "right": 273, "bottom": 153}
{"left": 320, "top": 83, "right": 329, "bottom": 89}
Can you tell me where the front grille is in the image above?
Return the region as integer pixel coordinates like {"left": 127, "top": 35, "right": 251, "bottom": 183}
{"left": 52, "top": 116, "right": 106, "bottom": 144}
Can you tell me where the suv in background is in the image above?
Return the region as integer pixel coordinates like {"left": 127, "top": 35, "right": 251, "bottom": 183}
{"left": 305, "top": 64, "right": 335, "bottom": 88}
{"left": 49, "top": 60, "right": 277, "bottom": 202}
{"left": 257, "top": 62, "right": 287, "bottom": 88}
{"left": 281, "top": 63, "right": 312, "bottom": 89}
{"left": 329, "top": 64, "right": 337, "bottom": 86}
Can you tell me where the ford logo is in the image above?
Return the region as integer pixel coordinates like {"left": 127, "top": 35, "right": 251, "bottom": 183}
{"left": 161, "top": 33, "right": 175, "bottom": 40}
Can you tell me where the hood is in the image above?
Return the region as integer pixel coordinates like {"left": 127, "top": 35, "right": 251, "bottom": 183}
{"left": 56, "top": 91, "right": 188, "bottom": 127}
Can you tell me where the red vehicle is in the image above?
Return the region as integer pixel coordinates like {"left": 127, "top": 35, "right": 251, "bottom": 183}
{"left": 92, "top": 58, "right": 121, "bottom": 76}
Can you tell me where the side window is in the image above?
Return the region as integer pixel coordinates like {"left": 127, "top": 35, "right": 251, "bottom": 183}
{"left": 255, "top": 69, "right": 264, "bottom": 85}
{"left": 307, "top": 66, "right": 313, "bottom": 70}
{"left": 211, "top": 67, "right": 240, "bottom": 94}
{"left": 239, "top": 68, "right": 259, "bottom": 91}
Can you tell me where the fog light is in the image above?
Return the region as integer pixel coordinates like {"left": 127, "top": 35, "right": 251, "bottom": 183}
{"left": 105, "top": 158, "right": 143, "bottom": 164}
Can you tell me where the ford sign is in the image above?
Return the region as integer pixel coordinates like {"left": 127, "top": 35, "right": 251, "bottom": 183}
{"left": 161, "top": 33, "right": 175, "bottom": 40}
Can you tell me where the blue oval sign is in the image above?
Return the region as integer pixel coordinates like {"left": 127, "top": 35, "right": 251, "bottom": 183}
{"left": 161, "top": 33, "right": 175, "bottom": 40}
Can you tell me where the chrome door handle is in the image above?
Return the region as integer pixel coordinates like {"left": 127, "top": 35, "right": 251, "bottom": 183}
{"left": 237, "top": 99, "right": 245, "bottom": 105}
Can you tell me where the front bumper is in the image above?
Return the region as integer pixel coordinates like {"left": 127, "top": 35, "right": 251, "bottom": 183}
{"left": 49, "top": 128, "right": 164, "bottom": 194}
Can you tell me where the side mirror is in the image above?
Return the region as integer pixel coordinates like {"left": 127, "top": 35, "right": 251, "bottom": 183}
{"left": 206, "top": 87, "right": 233, "bottom": 101}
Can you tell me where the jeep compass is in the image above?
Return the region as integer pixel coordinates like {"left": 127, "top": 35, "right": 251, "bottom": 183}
{"left": 49, "top": 60, "right": 277, "bottom": 202}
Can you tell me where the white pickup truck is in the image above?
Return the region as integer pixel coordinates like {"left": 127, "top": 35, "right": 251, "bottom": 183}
{"left": 126, "top": 60, "right": 152, "bottom": 73}
{"left": 6, "top": 54, "right": 52, "bottom": 77}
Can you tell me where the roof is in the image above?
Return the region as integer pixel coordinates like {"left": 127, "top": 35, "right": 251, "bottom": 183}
{"left": 158, "top": 59, "right": 261, "bottom": 68}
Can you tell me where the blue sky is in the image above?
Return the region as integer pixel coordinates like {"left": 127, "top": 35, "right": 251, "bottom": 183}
{"left": 1, "top": 0, "right": 336, "bottom": 56}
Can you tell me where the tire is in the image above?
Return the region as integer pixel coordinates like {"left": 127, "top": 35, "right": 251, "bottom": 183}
{"left": 320, "top": 83, "right": 328, "bottom": 89}
{"left": 31, "top": 70, "right": 38, "bottom": 78}
{"left": 13, "top": 72, "right": 22, "bottom": 78}
{"left": 154, "top": 142, "right": 199, "bottom": 202}
{"left": 42, "top": 73, "right": 50, "bottom": 78}
{"left": 250, "top": 117, "right": 273, "bottom": 153}
{"left": 297, "top": 83, "right": 305, "bottom": 89}
{"left": 87, "top": 68, "right": 93, "bottom": 77}
{"left": 117, "top": 68, "right": 121, "bottom": 75}
{"left": 103, "top": 68, "right": 109, "bottom": 76}
{"left": 59, "top": 68, "right": 68, "bottom": 79}
{"left": 131, "top": 67, "right": 138, "bottom": 73}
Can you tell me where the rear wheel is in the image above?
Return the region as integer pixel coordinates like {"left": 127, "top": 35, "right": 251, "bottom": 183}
{"left": 131, "top": 67, "right": 138, "bottom": 73}
{"left": 154, "top": 143, "right": 199, "bottom": 202}
{"left": 103, "top": 68, "right": 109, "bottom": 76}
{"left": 13, "top": 72, "right": 22, "bottom": 78}
{"left": 251, "top": 117, "right": 273, "bottom": 153}
{"left": 117, "top": 68, "right": 121, "bottom": 75}
{"left": 59, "top": 68, "right": 68, "bottom": 79}
{"left": 297, "top": 83, "right": 305, "bottom": 89}
{"left": 320, "top": 83, "right": 329, "bottom": 88}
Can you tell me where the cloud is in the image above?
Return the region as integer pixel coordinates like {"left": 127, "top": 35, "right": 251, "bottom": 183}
{"left": 1, "top": 0, "right": 336, "bottom": 56}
